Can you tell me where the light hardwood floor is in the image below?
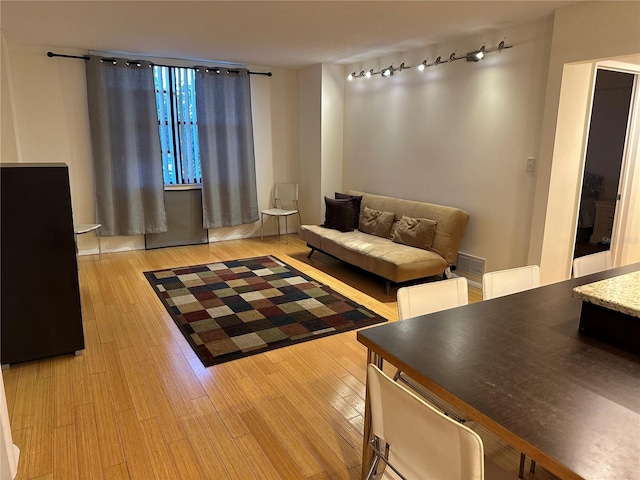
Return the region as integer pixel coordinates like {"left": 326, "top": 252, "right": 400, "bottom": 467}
{"left": 3, "top": 234, "right": 553, "bottom": 479}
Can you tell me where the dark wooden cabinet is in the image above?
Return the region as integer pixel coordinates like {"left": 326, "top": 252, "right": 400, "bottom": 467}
{"left": 1, "top": 163, "right": 84, "bottom": 366}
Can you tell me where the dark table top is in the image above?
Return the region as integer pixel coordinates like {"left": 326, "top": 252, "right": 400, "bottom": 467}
{"left": 358, "top": 263, "right": 640, "bottom": 480}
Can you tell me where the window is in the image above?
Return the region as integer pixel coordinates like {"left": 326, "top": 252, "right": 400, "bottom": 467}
{"left": 153, "top": 66, "right": 201, "bottom": 185}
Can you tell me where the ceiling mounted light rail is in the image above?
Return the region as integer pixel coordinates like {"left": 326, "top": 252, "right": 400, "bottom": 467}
{"left": 347, "top": 39, "right": 513, "bottom": 80}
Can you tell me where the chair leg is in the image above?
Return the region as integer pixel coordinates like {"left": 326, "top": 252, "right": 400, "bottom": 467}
{"left": 307, "top": 248, "right": 315, "bottom": 259}
{"left": 284, "top": 216, "right": 289, "bottom": 244}
{"left": 530, "top": 460, "right": 536, "bottom": 473}
{"left": 519, "top": 453, "right": 525, "bottom": 479}
{"left": 261, "top": 214, "right": 264, "bottom": 241}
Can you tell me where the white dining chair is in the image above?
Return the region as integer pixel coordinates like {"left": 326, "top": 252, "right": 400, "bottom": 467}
{"left": 482, "top": 265, "right": 540, "bottom": 301}
{"left": 395, "top": 277, "right": 468, "bottom": 422}
{"left": 260, "top": 182, "right": 301, "bottom": 244}
{"left": 365, "top": 364, "right": 516, "bottom": 480}
{"left": 482, "top": 264, "right": 540, "bottom": 477}
{"left": 397, "top": 277, "right": 468, "bottom": 320}
{"left": 572, "top": 250, "right": 612, "bottom": 278}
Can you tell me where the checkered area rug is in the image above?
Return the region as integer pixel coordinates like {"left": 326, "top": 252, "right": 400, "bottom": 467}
{"left": 145, "top": 255, "right": 387, "bottom": 366}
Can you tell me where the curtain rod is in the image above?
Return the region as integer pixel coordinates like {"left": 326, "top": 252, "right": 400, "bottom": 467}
{"left": 46, "top": 51, "right": 273, "bottom": 76}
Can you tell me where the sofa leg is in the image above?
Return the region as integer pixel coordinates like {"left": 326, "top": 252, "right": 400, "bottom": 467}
{"left": 307, "top": 248, "right": 316, "bottom": 259}
{"left": 444, "top": 267, "right": 453, "bottom": 279}
{"left": 385, "top": 280, "right": 391, "bottom": 296}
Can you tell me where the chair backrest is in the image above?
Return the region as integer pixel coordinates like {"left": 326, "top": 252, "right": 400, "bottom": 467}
{"left": 397, "top": 277, "right": 468, "bottom": 320}
{"left": 482, "top": 265, "right": 540, "bottom": 300}
{"left": 367, "top": 364, "right": 484, "bottom": 480}
{"left": 273, "top": 183, "right": 299, "bottom": 210}
{"left": 572, "top": 250, "right": 612, "bottom": 278}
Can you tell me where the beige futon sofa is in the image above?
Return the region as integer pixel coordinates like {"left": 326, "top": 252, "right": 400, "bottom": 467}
{"left": 299, "top": 190, "right": 470, "bottom": 294}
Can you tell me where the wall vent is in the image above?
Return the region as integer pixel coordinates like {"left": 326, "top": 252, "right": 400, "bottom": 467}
{"left": 456, "top": 252, "right": 486, "bottom": 276}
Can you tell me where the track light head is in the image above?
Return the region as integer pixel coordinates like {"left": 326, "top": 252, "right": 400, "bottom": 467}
{"left": 365, "top": 69, "right": 373, "bottom": 78}
{"left": 417, "top": 59, "right": 427, "bottom": 71}
{"left": 382, "top": 66, "right": 393, "bottom": 77}
{"left": 466, "top": 45, "right": 486, "bottom": 62}
{"left": 347, "top": 72, "right": 355, "bottom": 81}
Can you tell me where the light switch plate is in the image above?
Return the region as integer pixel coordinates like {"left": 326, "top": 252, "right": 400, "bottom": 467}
{"left": 526, "top": 156, "right": 536, "bottom": 173}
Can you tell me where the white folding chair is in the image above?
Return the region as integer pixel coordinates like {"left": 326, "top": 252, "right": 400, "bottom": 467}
{"left": 481, "top": 265, "right": 540, "bottom": 477}
{"left": 482, "top": 265, "right": 540, "bottom": 301}
{"left": 260, "top": 182, "right": 301, "bottom": 243}
{"left": 366, "top": 364, "right": 516, "bottom": 480}
{"left": 395, "top": 277, "right": 468, "bottom": 422}
{"left": 572, "top": 250, "right": 612, "bottom": 278}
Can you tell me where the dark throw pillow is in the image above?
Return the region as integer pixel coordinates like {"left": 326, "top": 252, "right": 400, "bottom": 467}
{"left": 359, "top": 206, "right": 395, "bottom": 238}
{"left": 323, "top": 197, "right": 355, "bottom": 232}
{"left": 391, "top": 215, "right": 438, "bottom": 250}
{"left": 335, "top": 192, "right": 363, "bottom": 230}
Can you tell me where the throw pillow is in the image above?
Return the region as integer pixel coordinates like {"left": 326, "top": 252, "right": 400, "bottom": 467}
{"left": 391, "top": 215, "right": 438, "bottom": 250}
{"left": 359, "top": 206, "right": 395, "bottom": 238}
{"left": 335, "top": 192, "right": 363, "bottom": 230}
{"left": 323, "top": 197, "right": 355, "bottom": 232}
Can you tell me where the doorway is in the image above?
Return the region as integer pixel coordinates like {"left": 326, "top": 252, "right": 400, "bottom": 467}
{"left": 574, "top": 69, "right": 634, "bottom": 259}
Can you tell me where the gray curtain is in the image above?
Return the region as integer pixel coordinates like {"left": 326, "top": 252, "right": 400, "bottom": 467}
{"left": 86, "top": 55, "right": 167, "bottom": 236}
{"left": 195, "top": 67, "right": 258, "bottom": 228}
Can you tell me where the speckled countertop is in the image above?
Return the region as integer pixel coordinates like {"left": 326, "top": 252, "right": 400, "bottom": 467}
{"left": 572, "top": 271, "right": 640, "bottom": 318}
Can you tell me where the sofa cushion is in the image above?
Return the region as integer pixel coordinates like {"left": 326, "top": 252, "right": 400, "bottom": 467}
{"left": 323, "top": 196, "right": 354, "bottom": 232}
{"left": 359, "top": 206, "right": 395, "bottom": 238}
{"left": 299, "top": 225, "right": 447, "bottom": 283}
{"left": 392, "top": 215, "right": 438, "bottom": 251}
{"left": 335, "top": 192, "right": 362, "bottom": 230}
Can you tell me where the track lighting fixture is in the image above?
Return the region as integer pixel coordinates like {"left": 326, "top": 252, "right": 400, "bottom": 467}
{"left": 348, "top": 68, "right": 375, "bottom": 80}
{"left": 346, "top": 40, "right": 512, "bottom": 80}
{"left": 417, "top": 54, "right": 450, "bottom": 71}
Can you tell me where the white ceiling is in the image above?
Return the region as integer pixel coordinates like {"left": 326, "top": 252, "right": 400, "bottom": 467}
{"left": 1, "top": 1, "right": 581, "bottom": 69}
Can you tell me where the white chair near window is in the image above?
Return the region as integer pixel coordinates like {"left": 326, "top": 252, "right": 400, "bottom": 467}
{"left": 482, "top": 265, "right": 540, "bottom": 301}
{"left": 572, "top": 250, "right": 612, "bottom": 278}
{"left": 260, "top": 183, "right": 301, "bottom": 244}
{"left": 74, "top": 223, "right": 102, "bottom": 259}
{"left": 395, "top": 277, "right": 468, "bottom": 423}
{"left": 365, "top": 364, "right": 516, "bottom": 480}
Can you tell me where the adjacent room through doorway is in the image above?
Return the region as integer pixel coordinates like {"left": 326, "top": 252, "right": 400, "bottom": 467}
{"left": 574, "top": 69, "right": 634, "bottom": 259}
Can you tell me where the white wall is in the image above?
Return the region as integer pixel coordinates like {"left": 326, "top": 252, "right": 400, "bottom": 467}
{"left": 298, "top": 63, "right": 345, "bottom": 226}
{"left": 298, "top": 64, "right": 323, "bottom": 225}
{"left": 320, "top": 64, "right": 345, "bottom": 208}
{"left": 1, "top": 39, "right": 300, "bottom": 253}
{"left": 1, "top": 34, "right": 19, "bottom": 165}
{"left": 343, "top": 17, "right": 553, "bottom": 273}
{"left": 529, "top": 1, "right": 640, "bottom": 283}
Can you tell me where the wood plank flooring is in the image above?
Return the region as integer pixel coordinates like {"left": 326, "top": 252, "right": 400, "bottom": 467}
{"left": 3, "top": 235, "right": 555, "bottom": 479}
